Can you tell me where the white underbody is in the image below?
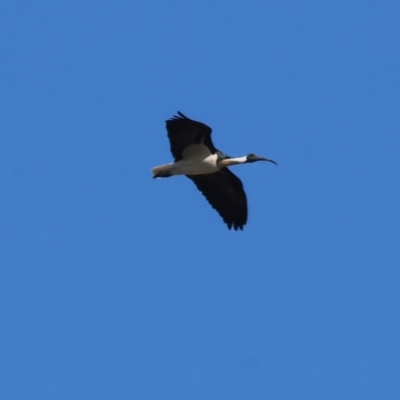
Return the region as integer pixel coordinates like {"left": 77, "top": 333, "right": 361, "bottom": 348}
{"left": 153, "top": 144, "right": 218, "bottom": 176}
{"left": 152, "top": 144, "right": 248, "bottom": 177}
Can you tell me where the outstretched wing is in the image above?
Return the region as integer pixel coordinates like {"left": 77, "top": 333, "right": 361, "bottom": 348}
{"left": 187, "top": 168, "right": 247, "bottom": 230}
{"left": 166, "top": 112, "right": 218, "bottom": 161}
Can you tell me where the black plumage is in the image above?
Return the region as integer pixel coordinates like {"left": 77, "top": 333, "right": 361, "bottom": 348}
{"left": 166, "top": 112, "right": 247, "bottom": 230}
{"left": 166, "top": 112, "right": 217, "bottom": 161}
{"left": 187, "top": 169, "right": 247, "bottom": 230}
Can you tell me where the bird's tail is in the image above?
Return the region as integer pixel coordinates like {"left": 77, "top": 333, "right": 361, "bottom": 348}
{"left": 152, "top": 163, "right": 173, "bottom": 178}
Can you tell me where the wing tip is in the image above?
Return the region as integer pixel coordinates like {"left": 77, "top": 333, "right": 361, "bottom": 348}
{"left": 168, "top": 111, "right": 189, "bottom": 122}
{"left": 227, "top": 221, "right": 245, "bottom": 231}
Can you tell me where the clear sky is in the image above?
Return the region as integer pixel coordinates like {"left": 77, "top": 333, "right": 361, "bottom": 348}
{"left": 1, "top": 1, "right": 399, "bottom": 399}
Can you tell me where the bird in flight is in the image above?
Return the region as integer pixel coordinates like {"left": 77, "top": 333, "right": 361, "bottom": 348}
{"left": 152, "top": 112, "right": 276, "bottom": 230}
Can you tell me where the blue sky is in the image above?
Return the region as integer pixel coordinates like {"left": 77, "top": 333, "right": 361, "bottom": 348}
{"left": 1, "top": 1, "right": 399, "bottom": 399}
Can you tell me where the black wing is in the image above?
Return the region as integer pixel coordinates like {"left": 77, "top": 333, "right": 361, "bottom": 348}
{"left": 187, "top": 168, "right": 247, "bottom": 230}
{"left": 166, "top": 112, "right": 218, "bottom": 161}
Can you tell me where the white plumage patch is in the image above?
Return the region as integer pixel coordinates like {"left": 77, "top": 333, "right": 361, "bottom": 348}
{"left": 152, "top": 144, "right": 220, "bottom": 177}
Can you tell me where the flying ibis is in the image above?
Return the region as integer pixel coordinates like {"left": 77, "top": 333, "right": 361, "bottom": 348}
{"left": 152, "top": 112, "right": 276, "bottom": 230}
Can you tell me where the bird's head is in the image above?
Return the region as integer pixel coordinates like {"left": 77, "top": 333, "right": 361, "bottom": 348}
{"left": 246, "top": 153, "right": 277, "bottom": 165}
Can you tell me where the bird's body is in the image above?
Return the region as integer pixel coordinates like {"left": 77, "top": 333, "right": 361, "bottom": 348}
{"left": 152, "top": 144, "right": 219, "bottom": 176}
{"left": 152, "top": 112, "right": 276, "bottom": 230}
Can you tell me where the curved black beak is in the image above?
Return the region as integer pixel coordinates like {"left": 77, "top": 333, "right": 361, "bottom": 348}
{"left": 257, "top": 156, "right": 277, "bottom": 165}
